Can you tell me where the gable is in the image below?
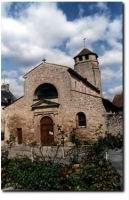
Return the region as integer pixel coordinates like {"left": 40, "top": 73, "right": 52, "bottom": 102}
{"left": 31, "top": 99, "right": 60, "bottom": 110}
{"left": 23, "top": 62, "right": 69, "bottom": 79}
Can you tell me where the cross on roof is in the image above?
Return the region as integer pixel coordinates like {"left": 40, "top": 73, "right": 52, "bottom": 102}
{"left": 42, "top": 58, "right": 46, "bottom": 63}
{"left": 83, "top": 38, "right": 86, "bottom": 48}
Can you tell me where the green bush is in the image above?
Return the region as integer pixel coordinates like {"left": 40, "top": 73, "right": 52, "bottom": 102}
{"left": 92, "top": 133, "right": 123, "bottom": 154}
{"left": 81, "top": 159, "right": 122, "bottom": 191}
{"left": 2, "top": 133, "right": 123, "bottom": 192}
{"left": 1, "top": 150, "right": 9, "bottom": 167}
{"left": 3, "top": 158, "right": 63, "bottom": 191}
{"left": 1, "top": 156, "right": 122, "bottom": 191}
{"left": 69, "top": 133, "right": 81, "bottom": 146}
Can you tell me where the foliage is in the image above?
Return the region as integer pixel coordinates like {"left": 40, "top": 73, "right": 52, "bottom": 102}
{"left": 80, "top": 158, "right": 122, "bottom": 191}
{"left": 2, "top": 158, "right": 63, "bottom": 191}
{"left": 95, "top": 124, "right": 104, "bottom": 136}
{"left": 9, "top": 133, "right": 16, "bottom": 142}
{"left": 104, "top": 133, "right": 123, "bottom": 149}
{"left": 1, "top": 149, "right": 10, "bottom": 188}
{"left": 5, "top": 133, "right": 16, "bottom": 147}
{"left": 1, "top": 149, "right": 9, "bottom": 167}
{"left": 1, "top": 152, "right": 122, "bottom": 191}
{"left": 1, "top": 130, "right": 123, "bottom": 191}
{"left": 69, "top": 132, "right": 81, "bottom": 146}
{"left": 92, "top": 133, "right": 123, "bottom": 154}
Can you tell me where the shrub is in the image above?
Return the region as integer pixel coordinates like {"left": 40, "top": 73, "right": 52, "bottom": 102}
{"left": 4, "top": 158, "right": 63, "bottom": 191}
{"left": 1, "top": 136, "right": 123, "bottom": 192}
{"left": 1, "top": 155, "right": 122, "bottom": 191}
{"left": 92, "top": 133, "right": 123, "bottom": 154}
{"left": 81, "top": 158, "right": 122, "bottom": 191}
{"left": 69, "top": 132, "right": 81, "bottom": 146}
{"left": 1, "top": 149, "right": 10, "bottom": 188}
{"left": 1, "top": 149, "right": 9, "bottom": 167}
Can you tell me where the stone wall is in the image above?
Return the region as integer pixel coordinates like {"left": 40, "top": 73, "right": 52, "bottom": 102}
{"left": 74, "top": 55, "right": 101, "bottom": 91}
{"left": 3, "top": 62, "right": 106, "bottom": 145}
{"left": 106, "top": 113, "right": 123, "bottom": 135}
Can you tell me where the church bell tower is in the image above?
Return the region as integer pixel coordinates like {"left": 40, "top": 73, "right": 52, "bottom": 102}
{"left": 74, "top": 48, "right": 102, "bottom": 92}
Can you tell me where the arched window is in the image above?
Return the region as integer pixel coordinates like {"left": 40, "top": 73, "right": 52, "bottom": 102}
{"left": 76, "top": 112, "right": 86, "bottom": 128}
{"left": 34, "top": 83, "right": 58, "bottom": 100}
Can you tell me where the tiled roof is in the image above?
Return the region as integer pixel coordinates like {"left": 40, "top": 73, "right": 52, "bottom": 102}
{"left": 74, "top": 48, "right": 98, "bottom": 59}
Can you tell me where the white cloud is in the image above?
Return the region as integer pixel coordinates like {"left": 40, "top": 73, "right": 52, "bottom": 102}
{"left": 1, "top": 2, "right": 12, "bottom": 16}
{"left": 96, "top": 2, "right": 108, "bottom": 11}
{"left": 2, "top": 70, "right": 18, "bottom": 78}
{"left": 1, "top": 3, "right": 75, "bottom": 67}
{"left": 1, "top": 2, "right": 123, "bottom": 99}
{"left": 1, "top": 77, "right": 24, "bottom": 97}
{"left": 101, "top": 68, "right": 116, "bottom": 81}
{"left": 99, "top": 48, "right": 122, "bottom": 66}
{"left": 89, "top": 2, "right": 109, "bottom": 15}
{"left": 1, "top": 69, "right": 24, "bottom": 97}
{"left": 101, "top": 67, "right": 122, "bottom": 81}
{"left": 78, "top": 5, "right": 85, "bottom": 18}
{"left": 106, "top": 17, "right": 122, "bottom": 45}
{"left": 1, "top": 3, "right": 122, "bottom": 66}
{"left": 103, "top": 85, "right": 122, "bottom": 100}
{"left": 108, "top": 85, "right": 122, "bottom": 95}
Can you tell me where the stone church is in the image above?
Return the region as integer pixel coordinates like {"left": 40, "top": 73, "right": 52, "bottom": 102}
{"left": 2, "top": 48, "right": 119, "bottom": 146}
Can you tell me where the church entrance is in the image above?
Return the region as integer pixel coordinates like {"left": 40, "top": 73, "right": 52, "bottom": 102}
{"left": 40, "top": 116, "right": 54, "bottom": 146}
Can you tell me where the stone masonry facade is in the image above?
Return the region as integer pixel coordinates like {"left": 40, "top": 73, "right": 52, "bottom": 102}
{"left": 2, "top": 48, "right": 113, "bottom": 146}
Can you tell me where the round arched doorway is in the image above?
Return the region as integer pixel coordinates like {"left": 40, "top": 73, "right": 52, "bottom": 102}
{"left": 40, "top": 116, "right": 54, "bottom": 146}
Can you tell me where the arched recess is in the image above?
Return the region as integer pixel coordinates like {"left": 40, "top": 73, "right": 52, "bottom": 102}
{"left": 34, "top": 83, "right": 58, "bottom": 100}
{"left": 76, "top": 112, "right": 86, "bottom": 128}
{"left": 40, "top": 116, "right": 54, "bottom": 145}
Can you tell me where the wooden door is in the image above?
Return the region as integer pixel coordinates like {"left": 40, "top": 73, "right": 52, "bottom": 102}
{"left": 17, "top": 128, "right": 22, "bottom": 144}
{"left": 40, "top": 117, "right": 54, "bottom": 145}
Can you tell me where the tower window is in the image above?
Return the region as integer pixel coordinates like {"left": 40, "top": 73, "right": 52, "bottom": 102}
{"left": 85, "top": 55, "right": 89, "bottom": 60}
{"left": 76, "top": 112, "right": 86, "bottom": 128}
{"left": 79, "top": 56, "right": 83, "bottom": 61}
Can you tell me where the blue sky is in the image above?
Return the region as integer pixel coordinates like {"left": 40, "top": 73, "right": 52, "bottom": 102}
{"left": 1, "top": 2, "right": 123, "bottom": 99}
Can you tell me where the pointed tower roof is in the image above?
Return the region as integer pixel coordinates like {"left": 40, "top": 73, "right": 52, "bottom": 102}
{"left": 74, "top": 48, "right": 98, "bottom": 59}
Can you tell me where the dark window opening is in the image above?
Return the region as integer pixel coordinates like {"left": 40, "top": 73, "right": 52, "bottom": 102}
{"left": 85, "top": 55, "right": 89, "bottom": 60}
{"left": 34, "top": 83, "right": 58, "bottom": 100}
{"left": 17, "top": 128, "right": 22, "bottom": 144}
{"left": 1, "top": 131, "right": 4, "bottom": 141}
{"left": 76, "top": 112, "right": 86, "bottom": 127}
{"left": 79, "top": 56, "right": 83, "bottom": 61}
{"left": 8, "top": 98, "right": 12, "bottom": 104}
